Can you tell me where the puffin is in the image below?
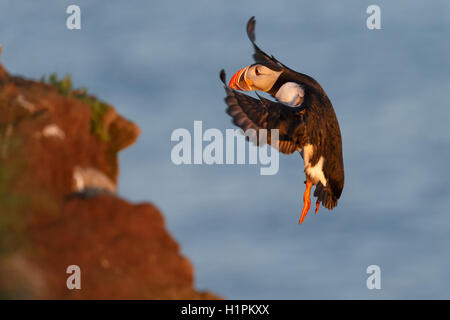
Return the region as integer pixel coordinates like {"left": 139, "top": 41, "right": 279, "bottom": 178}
{"left": 220, "top": 17, "right": 344, "bottom": 224}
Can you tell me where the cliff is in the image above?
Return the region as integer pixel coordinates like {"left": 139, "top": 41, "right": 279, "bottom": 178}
{"left": 0, "top": 62, "right": 218, "bottom": 299}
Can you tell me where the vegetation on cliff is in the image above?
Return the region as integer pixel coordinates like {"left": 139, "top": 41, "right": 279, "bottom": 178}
{"left": 40, "top": 73, "right": 111, "bottom": 142}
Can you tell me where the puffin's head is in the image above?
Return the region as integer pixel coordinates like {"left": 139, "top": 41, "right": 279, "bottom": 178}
{"left": 229, "top": 62, "right": 283, "bottom": 92}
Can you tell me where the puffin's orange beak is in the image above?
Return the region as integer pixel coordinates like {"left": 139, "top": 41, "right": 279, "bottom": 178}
{"left": 229, "top": 66, "right": 252, "bottom": 91}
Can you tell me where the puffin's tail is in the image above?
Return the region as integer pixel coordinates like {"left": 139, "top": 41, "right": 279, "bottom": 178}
{"left": 314, "top": 182, "right": 338, "bottom": 210}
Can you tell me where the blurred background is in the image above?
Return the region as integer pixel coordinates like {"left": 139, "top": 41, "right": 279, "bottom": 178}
{"left": 1, "top": 0, "right": 449, "bottom": 299}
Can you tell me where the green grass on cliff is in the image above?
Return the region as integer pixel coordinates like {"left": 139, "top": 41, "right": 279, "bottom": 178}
{"left": 40, "top": 73, "right": 110, "bottom": 142}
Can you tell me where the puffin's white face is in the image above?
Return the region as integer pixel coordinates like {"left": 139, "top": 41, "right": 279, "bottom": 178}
{"left": 229, "top": 64, "right": 282, "bottom": 92}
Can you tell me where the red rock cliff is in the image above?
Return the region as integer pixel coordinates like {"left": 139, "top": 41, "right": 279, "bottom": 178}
{"left": 0, "top": 63, "right": 218, "bottom": 299}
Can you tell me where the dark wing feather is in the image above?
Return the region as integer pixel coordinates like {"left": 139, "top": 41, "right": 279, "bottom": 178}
{"left": 246, "top": 17, "right": 285, "bottom": 70}
{"left": 247, "top": 16, "right": 322, "bottom": 90}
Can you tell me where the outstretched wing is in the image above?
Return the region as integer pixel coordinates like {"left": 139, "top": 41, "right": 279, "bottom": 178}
{"left": 246, "top": 17, "right": 286, "bottom": 70}
{"left": 220, "top": 70, "right": 304, "bottom": 154}
{"left": 247, "top": 17, "right": 326, "bottom": 94}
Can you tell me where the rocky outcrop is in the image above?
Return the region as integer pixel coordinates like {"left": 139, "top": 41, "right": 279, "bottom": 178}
{"left": 0, "top": 62, "right": 218, "bottom": 299}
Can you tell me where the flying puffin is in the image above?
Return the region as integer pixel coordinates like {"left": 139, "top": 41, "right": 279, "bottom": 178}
{"left": 220, "top": 17, "right": 344, "bottom": 224}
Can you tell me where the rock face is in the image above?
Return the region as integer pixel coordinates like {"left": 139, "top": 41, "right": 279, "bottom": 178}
{"left": 0, "top": 63, "right": 218, "bottom": 299}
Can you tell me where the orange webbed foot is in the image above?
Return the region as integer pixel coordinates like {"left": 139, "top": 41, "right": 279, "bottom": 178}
{"left": 299, "top": 182, "right": 313, "bottom": 224}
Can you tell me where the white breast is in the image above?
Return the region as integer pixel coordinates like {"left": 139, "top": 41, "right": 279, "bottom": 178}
{"left": 301, "top": 144, "right": 327, "bottom": 186}
{"left": 275, "top": 82, "right": 304, "bottom": 106}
